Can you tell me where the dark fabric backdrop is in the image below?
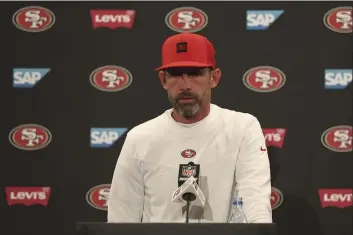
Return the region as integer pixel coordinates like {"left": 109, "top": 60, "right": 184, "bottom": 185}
{"left": 0, "top": 1, "right": 352, "bottom": 235}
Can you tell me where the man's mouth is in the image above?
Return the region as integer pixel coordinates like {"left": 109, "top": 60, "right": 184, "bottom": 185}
{"left": 178, "top": 97, "right": 195, "bottom": 103}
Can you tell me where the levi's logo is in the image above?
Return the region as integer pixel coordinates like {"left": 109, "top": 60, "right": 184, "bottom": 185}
{"left": 5, "top": 186, "right": 51, "bottom": 206}
{"left": 262, "top": 128, "right": 287, "bottom": 148}
{"left": 318, "top": 189, "right": 352, "bottom": 208}
{"left": 90, "top": 10, "right": 136, "bottom": 29}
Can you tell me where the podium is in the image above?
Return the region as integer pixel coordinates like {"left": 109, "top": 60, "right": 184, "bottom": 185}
{"left": 76, "top": 222, "right": 276, "bottom": 235}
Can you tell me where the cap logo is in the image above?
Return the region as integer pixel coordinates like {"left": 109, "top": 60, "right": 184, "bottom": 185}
{"left": 176, "top": 42, "right": 187, "bottom": 53}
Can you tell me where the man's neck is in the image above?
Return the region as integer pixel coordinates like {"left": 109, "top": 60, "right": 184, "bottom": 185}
{"left": 172, "top": 103, "right": 211, "bottom": 124}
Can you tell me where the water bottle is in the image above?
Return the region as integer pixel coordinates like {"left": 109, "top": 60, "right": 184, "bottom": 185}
{"left": 229, "top": 197, "right": 248, "bottom": 223}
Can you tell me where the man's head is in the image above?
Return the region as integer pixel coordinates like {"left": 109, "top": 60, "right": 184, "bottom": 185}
{"left": 156, "top": 33, "right": 221, "bottom": 120}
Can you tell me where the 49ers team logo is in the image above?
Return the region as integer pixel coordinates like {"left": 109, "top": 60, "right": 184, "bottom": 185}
{"left": 165, "top": 7, "right": 208, "bottom": 33}
{"left": 9, "top": 124, "right": 52, "bottom": 151}
{"left": 89, "top": 65, "right": 133, "bottom": 92}
{"left": 181, "top": 149, "right": 196, "bottom": 158}
{"left": 271, "top": 187, "right": 283, "bottom": 210}
{"left": 12, "top": 6, "right": 55, "bottom": 32}
{"left": 86, "top": 184, "right": 111, "bottom": 211}
{"left": 323, "top": 6, "right": 352, "bottom": 34}
{"left": 243, "top": 66, "right": 286, "bottom": 92}
{"left": 321, "top": 125, "right": 352, "bottom": 152}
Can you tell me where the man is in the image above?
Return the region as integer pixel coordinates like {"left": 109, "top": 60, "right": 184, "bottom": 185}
{"left": 107, "top": 32, "right": 272, "bottom": 223}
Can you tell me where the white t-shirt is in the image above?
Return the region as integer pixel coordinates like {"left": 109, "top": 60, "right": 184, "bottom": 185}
{"left": 107, "top": 104, "right": 272, "bottom": 223}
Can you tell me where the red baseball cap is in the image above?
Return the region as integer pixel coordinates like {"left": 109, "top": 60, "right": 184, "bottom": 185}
{"left": 155, "top": 33, "right": 216, "bottom": 71}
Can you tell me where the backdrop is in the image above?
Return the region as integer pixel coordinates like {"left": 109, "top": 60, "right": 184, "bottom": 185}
{"left": 1, "top": 1, "right": 352, "bottom": 235}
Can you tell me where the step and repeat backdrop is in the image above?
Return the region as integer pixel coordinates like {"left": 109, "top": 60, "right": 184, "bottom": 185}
{"left": 0, "top": 1, "right": 352, "bottom": 235}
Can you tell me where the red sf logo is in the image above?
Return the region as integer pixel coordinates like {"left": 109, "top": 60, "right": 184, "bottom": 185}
{"left": 321, "top": 125, "right": 352, "bottom": 152}
{"left": 181, "top": 149, "right": 196, "bottom": 158}
{"left": 323, "top": 6, "right": 352, "bottom": 33}
{"left": 165, "top": 7, "right": 208, "bottom": 33}
{"left": 89, "top": 65, "right": 133, "bottom": 92}
{"left": 271, "top": 187, "right": 283, "bottom": 210}
{"left": 243, "top": 66, "right": 286, "bottom": 92}
{"left": 13, "top": 6, "right": 55, "bottom": 32}
{"left": 9, "top": 124, "right": 52, "bottom": 150}
{"left": 86, "top": 184, "right": 111, "bottom": 210}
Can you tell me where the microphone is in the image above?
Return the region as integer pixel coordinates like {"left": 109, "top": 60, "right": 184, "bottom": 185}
{"left": 178, "top": 162, "right": 200, "bottom": 187}
{"left": 172, "top": 176, "right": 206, "bottom": 206}
{"left": 172, "top": 162, "right": 205, "bottom": 223}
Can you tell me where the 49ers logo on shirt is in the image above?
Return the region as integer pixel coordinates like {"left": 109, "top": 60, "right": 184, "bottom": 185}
{"left": 90, "top": 10, "right": 136, "bottom": 29}
{"left": 243, "top": 66, "right": 286, "bottom": 92}
{"left": 9, "top": 124, "right": 52, "bottom": 150}
{"left": 13, "top": 6, "right": 55, "bottom": 32}
{"left": 323, "top": 6, "right": 352, "bottom": 33}
{"left": 321, "top": 125, "right": 352, "bottom": 152}
{"left": 181, "top": 149, "right": 196, "bottom": 158}
{"left": 89, "top": 65, "right": 133, "bottom": 92}
{"left": 165, "top": 7, "right": 208, "bottom": 33}
{"left": 86, "top": 184, "right": 111, "bottom": 210}
{"left": 271, "top": 187, "right": 283, "bottom": 210}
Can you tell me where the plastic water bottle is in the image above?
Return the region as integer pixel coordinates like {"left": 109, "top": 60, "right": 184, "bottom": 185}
{"left": 229, "top": 197, "right": 248, "bottom": 223}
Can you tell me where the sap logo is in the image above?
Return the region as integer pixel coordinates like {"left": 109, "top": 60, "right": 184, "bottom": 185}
{"left": 246, "top": 10, "right": 284, "bottom": 30}
{"left": 90, "top": 128, "right": 128, "bottom": 148}
{"left": 325, "top": 69, "right": 352, "bottom": 89}
{"left": 13, "top": 68, "right": 50, "bottom": 88}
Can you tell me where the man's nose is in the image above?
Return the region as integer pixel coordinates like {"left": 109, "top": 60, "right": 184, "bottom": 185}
{"left": 179, "top": 74, "right": 191, "bottom": 89}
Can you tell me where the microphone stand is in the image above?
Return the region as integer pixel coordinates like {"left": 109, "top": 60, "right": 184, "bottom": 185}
{"left": 183, "top": 193, "right": 196, "bottom": 223}
{"left": 186, "top": 199, "right": 190, "bottom": 223}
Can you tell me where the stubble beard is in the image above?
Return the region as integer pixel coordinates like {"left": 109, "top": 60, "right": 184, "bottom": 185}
{"left": 168, "top": 87, "right": 211, "bottom": 120}
{"left": 176, "top": 101, "right": 200, "bottom": 119}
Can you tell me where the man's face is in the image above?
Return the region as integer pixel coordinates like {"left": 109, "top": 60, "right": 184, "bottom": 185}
{"left": 163, "top": 67, "right": 212, "bottom": 119}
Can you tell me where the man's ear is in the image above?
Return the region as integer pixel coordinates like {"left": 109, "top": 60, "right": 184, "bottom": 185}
{"left": 158, "top": 70, "right": 168, "bottom": 90}
{"left": 210, "top": 68, "right": 221, "bottom": 88}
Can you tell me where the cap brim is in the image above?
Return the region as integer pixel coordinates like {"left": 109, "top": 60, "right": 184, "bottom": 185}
{"left": 155, "top": 61, "right": 213, "bottom": 71}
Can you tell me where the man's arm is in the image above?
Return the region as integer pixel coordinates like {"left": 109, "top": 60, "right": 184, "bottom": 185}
{"left": 107, "top": 133, "right": 144, "bottom": 222}
{"left": 234, "top": 116, "right": 272, "bottom": 223}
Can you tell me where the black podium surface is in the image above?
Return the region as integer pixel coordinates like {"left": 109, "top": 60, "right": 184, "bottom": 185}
{"left": 76, "top": 222, "right": 276, "bottom": 235}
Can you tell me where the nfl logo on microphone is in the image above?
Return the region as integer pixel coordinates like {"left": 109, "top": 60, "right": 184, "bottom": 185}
{"left": 182, "top": 166, "right": 197, "bottom": 177}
